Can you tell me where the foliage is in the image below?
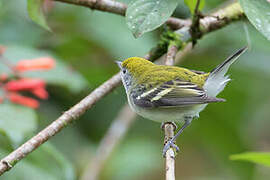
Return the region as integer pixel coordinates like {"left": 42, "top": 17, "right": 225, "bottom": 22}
{"left": 0, "top": 143, "right": 75, "bottom": 180}
{"left": 27, "top": 0, "right": 50, "bottom": 31}
{"left": 239, "top": 0, "right": 270, "bottom": 40}
{"left": 230, "top": 152, "right": 270, "bottom": 167}
{"left": 0, "top": 104, "right": 37, "bottom": 147}
{"left": 126, "top": 0, "right": 178, "bottom": 38}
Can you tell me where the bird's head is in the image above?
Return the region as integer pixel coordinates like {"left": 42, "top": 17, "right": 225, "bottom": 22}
{"left": 116, "top": 57, "right": 154, "bottom": 92}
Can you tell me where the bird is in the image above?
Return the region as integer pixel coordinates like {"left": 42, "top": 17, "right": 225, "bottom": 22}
{"left": 116, "top": 47, "right": 247, "bottom": 156}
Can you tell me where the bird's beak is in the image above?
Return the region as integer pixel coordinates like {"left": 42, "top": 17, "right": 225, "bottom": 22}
{"left": 115, "top": 61, "right": 122, "bottom": 69}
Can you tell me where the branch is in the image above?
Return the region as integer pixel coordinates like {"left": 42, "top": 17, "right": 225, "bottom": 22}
{"left": 53, "top": 0, "right": 190, "bottom": 30}
{"left": 54, "top": 0, "right": 127, "bottom": 16}
{"left": 165, "top": 45, "right": 178, "bottom": 66}
{"left": 199, "top": 2, "right": 244, "bottom": 34}
{"left": 164, "top": 123, "right": 176, "bottom": 180}
{"left": 80, "top": 104, "right": 136, "bottom": 180}
{"left": 163, "top": 44, "right": 179, "bottom": 180}
{"left": 0, "top": 1, "right": 245, "bottom": 176}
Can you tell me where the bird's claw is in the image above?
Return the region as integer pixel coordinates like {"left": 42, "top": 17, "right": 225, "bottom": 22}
{"left": 162, "top": 140, "right": 180, "bottom": 157}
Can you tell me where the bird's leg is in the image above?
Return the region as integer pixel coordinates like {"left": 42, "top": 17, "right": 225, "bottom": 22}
{"left": 162, "top": 117, "right": 192, "bottom": 157}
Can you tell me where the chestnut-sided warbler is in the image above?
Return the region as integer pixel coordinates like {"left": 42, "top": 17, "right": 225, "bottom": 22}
{"left": 116, "top": 47, "right": 247, "bottom": 156}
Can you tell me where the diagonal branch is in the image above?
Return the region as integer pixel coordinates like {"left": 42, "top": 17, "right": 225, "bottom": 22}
{"left": 0, "top": 1, "right": 244, "bottom": 176}
{"left": 54, "top": 0, "right": 127, "bottom": 16}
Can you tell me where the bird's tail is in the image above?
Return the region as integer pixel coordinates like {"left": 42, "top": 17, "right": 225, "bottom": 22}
{"left": 203, "top": 47, "right": 248, "bottom": 97}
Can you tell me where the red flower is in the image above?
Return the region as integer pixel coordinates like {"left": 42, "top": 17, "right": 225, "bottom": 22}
{"left": 5, "top": 78, "right": 45, "bottom": 91}
{"left": 15, "top": 57, "right": 55, "bottom": 72}
{"left": 31, "top": 87, "right": 49, "bottom": 99}
{"left": 8, "top": 93, "right": 39, "bottom": 109}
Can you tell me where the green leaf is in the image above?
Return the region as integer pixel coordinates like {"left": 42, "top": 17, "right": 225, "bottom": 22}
{"left": 0, "top": 143, "right": 75, "bottom": 180}
{"left": 230, "top": 152, "right": 270, "bottom": 167}
{"left": 1, "top": 46, "right": 88, "bottom": 93}
{"left": 184, "top": 0, "right": 205, "bottom": 14}
{"left": 126, "top": 0, "right": 178, "bottom": 38}
{"left": 27, "top": 0, "right": 51, "bottom": 31}
{"left": 239, "top": 0, "right": 270, "bottom": 41}
{"left": 0, "top": 103, "right": 37, "bottom": 147}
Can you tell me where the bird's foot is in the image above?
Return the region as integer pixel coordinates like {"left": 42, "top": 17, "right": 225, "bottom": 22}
{"left": 162, "top": 140, "right": 180, "bottom": 157}
{"left": 161, "top": 122, "right": 177, "bottom": 131}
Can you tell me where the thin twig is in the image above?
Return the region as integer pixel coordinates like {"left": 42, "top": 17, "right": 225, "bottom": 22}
{"left": 54, "top": 0, "right": 127, "bottom": 16}
{"left": 80, "top": 104, "right": 136, "bottom": 180}
{"left": 190, "top": 0, "right": 202, "bottom": 45}
{"left": 164, "top": 123, "right": 176, "bottom": 180}
{"left": 0, "top": 1, "right": 244, "bottom": 176}
{"left": 194, "top": 0, "right": 201, "bottom": 15}
{"left": 165, "top": 45, "right": 178, "bottom": 66}
{"left": 162, "top": 44, "right": 179, "bottom": 180}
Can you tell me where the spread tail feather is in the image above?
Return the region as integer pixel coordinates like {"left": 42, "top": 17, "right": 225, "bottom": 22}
{"left": 204, "top": 47, "right": 248, "bottom": 97}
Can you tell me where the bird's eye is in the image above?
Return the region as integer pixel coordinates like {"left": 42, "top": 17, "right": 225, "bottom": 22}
{"left": 123, "top": 69, "right": 126, "bottom": 74}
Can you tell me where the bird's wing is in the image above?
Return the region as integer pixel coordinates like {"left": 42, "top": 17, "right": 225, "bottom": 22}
{"left": 131, "top": 79, "right": 225, "bottom": 108}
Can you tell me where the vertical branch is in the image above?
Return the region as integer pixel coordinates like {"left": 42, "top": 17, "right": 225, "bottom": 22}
{"left": 163, "top": 45, "right": 179, "bottom": 180}
{"left": 164, "top": 123, "right": 176, "bottom": 180}
{"left": 165, "top": 45, "right": 178, "bottom": 66}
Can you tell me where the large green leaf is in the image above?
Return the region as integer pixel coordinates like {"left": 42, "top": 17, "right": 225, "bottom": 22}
{"left": 27, "top": 0, "right": 50, "bottom": 31}
{"left": 239, "top": 0, "right": 270, "bottom": 41}
{"left": 230, "top": 152, "right": 270, "bottom": 167}
{"left": 1, "top": 46, "right": 88, "bottom": 93}
{"left": 0, "top": 103, "right": 37, "bottom": 147}
{"left": 126, "top": 0, "right": 178, "bottom": 38}
{"left": 184, "top": 0, "right": 205, "bottom": 14}
{"left": 0, "top": 143, "right": 75, "bottom": 180}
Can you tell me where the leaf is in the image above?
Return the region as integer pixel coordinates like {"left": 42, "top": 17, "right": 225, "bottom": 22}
{"left": 85, "top": 11, "right": 156, "bottom": 59}
{"left": 230, "top": 152, "right": 270, "bottom": 167}
{"left": 1, "top": 46, "right": 88, "bottom": 93}
{"left": 184, "top": 0, "right": 205, "bottom": 14}
{"left": 126, "top": 0, "right": 178, "bottom": 38}
{"left": 27, "top": 0, "right": 51, "bottom": 31}
{"left": 239, "top": 0, "right": 270, "bottom": 41}
{"left": 0, "top": 103, "right": 37, "bottom": 147}
{"left": 0, "top": 143, "right": 75, "bottom": 180}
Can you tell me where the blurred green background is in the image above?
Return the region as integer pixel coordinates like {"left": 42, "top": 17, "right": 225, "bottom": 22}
{"left": 1, "top": 0, "right": 270, "bottom": 179}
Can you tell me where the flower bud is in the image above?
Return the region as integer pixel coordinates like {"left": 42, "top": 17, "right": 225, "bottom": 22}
{"left": 15, "top": 57, "right": 55, "bottom": 72}
{"left": 31, "top": 87, "right": 49, "bottom": 99}
{"left": 5, "top": 78, "right": 45, "bottom": 91}
{"left": 8, "top": 93, "right": 39, "bottom": 109}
